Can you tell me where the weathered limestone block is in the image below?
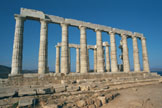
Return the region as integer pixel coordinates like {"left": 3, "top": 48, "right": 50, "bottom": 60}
{"left": 88, "top": 104, "right": 96, "bottom": 108}
{"left": 36, "top": 87, "right": 54, "bottom": 95}
{"left": 80, "top": 84, "right": 90, "bottom": 91}
{"left": 18, "top": 97, "right": 35, "bottom": 107}
{"left": 20, "top": 8, "right": 45, "bottom": 19}
{"left": 67, "top": 85, "right": 80, "bottom": 92}
{"left": 0, "top": 87, "right": 17, "bottom": 98}
{"left": 98, "top": 96, "right": 106, "bottom": 104}
{"left": 86, "top": 99, "right": 94, "bottom": 105}
{"left": 77, "top": 100, "right": 87, "bottom": 107}
{"left": 54, "top": 85, "right": 66, "bottom": 93}
{"left": 134, "top": 32, "right": 143, "bottom": 37}
{"left": 47, "top": 15, "right": 65, "bottom": 24}
{"left": 18, "top": 88, "right": 36, "bottom": 96}
{"left": 94, "top": 99, "right": 102, "bottom": 107}
{"left": 65, "top": 18, "right": 84, "bottom": 26}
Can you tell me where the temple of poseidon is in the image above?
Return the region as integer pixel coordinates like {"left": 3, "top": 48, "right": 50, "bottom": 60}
{"left": 0, "top": 8, "right": 161, "bottom": 108}
{"left": 11, "top": 8, "right": 150, "bottom": 75}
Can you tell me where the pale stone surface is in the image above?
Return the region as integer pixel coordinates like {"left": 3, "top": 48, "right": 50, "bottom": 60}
{"left": 55, "top": 46, "right": 60, "bottom": 73}
{"left": 38, "top": 19, "right": 48, "bottom": 74}
{"left": 105, "top": 42, "right": 110, "bottom": 72}
{"left": 94, "top": 48, "right": 97, "bottom": 72}
{"left": 132, "top": 36, "right": 141, "bottom": 72}
{"left": 80, "top": 26, "right": 88, "bottom": 73}
{"left": 68, "top": 48, "right": 71, "bottom": 72}
{"left": 18, "top": 88, "right": 36, "bottom": 96}
{"left": 87, "top": 49, "right": 90, "bottom": 71}
{"left": 76, "top": 48, "right": 80, "bottom": 73}
{"left": 19, "top": 97, "right": 35, "bottom": 107}
{"left": 11, "top": 15, "right": 25, "bottom": 75}
{"left": 61, "top": 23, "right": 69, "bottom": 74}
{"left": 96, "top": 30, "right": 104, "bottom": 73}
{"left": 109, "top": 31, "right": 118, "bottom": 72}
{"left": 141, "top": 37, "right": 150, "bottom": 72}
{"left": 121, "top": 34, "right": 130, "bottom": 72}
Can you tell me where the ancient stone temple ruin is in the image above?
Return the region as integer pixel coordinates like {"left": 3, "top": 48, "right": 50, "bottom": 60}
{"left": 0, "top": 8, "right": 161, "bottom": 108}
{"left": 11, "top": 8, "right": 150, "bottom": 75}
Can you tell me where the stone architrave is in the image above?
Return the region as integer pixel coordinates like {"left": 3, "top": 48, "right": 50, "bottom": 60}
{"left": 55, "top": 46, "right": 60, "bottom": 73}
{"left": 105, "top": 44, "right": 110, "bottom": 72}
{"left": 79, "top": 26, "right": 88, "bottom": 73}
{"left": 76, "top": 48, "right": 80, "bottom": 73}
{"left": 109, "top": 31, "right": 118, "bottom": 72}
{"left": 11, "top": 15, "right": 25, "bottom": 75}
{"left": 121, "top": 34, "right": 130, "bottom": 72}
{"left": 96, "top": 29, "right": 104, "bottom": 73}
{"left": 38, "top": 19, "right": 48, "bottom": 74}
{"left": 141, "top": 37, "right": 150, "bottom": 72}
{"left": 132, "top": 36, "right": 141, "bottom": 72}
{"left": 94, "top": 48, "right": 97, "bottom": 72}
{"left": 61, "top": 23, "right": 69, "bottom": 74}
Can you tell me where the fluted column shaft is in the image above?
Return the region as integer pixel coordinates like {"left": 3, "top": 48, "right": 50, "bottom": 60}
{"left": 105, "top": 45, "right": 110, "bottom": 72}
{"left": 121, "top": 34, "right": 130, "bottom": 72}
{"left": 132, "top": 36, "right": 140, "bottom": 72}
{"left": 55, "top": 46, "right": 60, "bottom": 73}
{"left": 94, "top": 48, "right": 97, "bottom": 72}
{"left": 141, "top": 37, "right": 150, "bottom": 72}
{"left": 87, "top": 49, "right": 89, "bottom": 72}
{"left": 61, "top": 23, "right": 69, "bottom": 74}
{"left": 96, "top": 30, "right": 104, "bottom": 72}
{"left": 11, "top": 16, "right": 25, "bottom": 75}
{"left": 38, "top": 20, "right": 48, "bottom": 74}
{"left": 109, "top": 32, "right": 118, "bottom": 72}
{"left": 76, "top": 48, "right": 80, "bottom": 73}
{"left": 80, "top": 26, "right": 88, "bottom": 73}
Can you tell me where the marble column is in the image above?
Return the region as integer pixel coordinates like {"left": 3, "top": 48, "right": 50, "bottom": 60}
{"left": 55, "top": 46, "right": 60, "bottom": 73}
{"left": 96, "top": 29, "right": 104, "bottom": 72}
{"left": 11, "top": 15, "right": 25, "bottom": 75}
{"left": 87, "top": 49, "right": 89, "bottom": 72}
{"left": 76, "top": 48, "right": 80, "bottom": 73}
{"left": 141, "top": 37, "right": 150, "bottom": 72}
{"left": 68, "top": 48, "right": 71, "bottom": 72}
{"left": 105, "top": 45, "right": 110, "bottom": 72}
{"left": 121, "top": 34, "right": 130, "bottom": 72}
{"left": 109, "top": 31, "right": 118, "bottom": 72}
{"left": 38, "top": 19, "right": 48, "bottom": 74}
{"left": 94, "top": 48, "right": 97, "bottom": 72}
{"left": 79, "top": 26, "right": 88, "bottom": 73}
{"left": 132, "top": 36, "right": 141, "bottom": 72}
{"left": 61, "top": 23, "right": 69, "bottom": 74}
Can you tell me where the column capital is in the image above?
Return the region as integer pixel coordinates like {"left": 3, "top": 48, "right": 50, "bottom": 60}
{"left": 60, "top": 23, "right": 69, "bottom": 27}
{"left": 141, "top": 37, "right": 146, "bottom": 40}
{"left": 78, "top": 25, "right": 86, "bottom": 29}
{"left": 94, "top": 28, "right": 101, "bottom": 32}
{"left": 108, "top": 31, "right": 115, "bottom": 35}
{"left": 14, "top": 14, "right": 26, "bottom": 21}
{"left": 40, "top": 19, "right": 50, "bottom": 23}
{"left": 121, "top": 33, "right": 128, "bottom": 39}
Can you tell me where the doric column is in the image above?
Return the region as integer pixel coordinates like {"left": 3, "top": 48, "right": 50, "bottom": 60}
{"left": 76, "top": 48, "right": 80, "bottom": 73}
{"left": 121, "top": 34, "right": 130, "bottom": 72}
{"left": 94, "top": 48, "right": 97, "bottom": 72}
{"left": 61, "top": 23, "right": 69, "bottom": 74}
{"left": 96, "top": 29, "right": 104, "bottom": 72}
{"left": 11, "top": 15, "right": 25, "bottom": 75}
{"left": 141, "top": 37, "right": 150, "bottom": 72}
{"left": 68, "top": 48, "right": 71, "bottom": 72}
{"left": 87, "top": 49, "right": 89, "bottom": 72}
{"left": 105, "top": 44, "right": 110, "bottom": 72}
{"left": 109, "top": 31, "right": 118, "bottom": 72}
{"left": 79, "top": 26, "right": 88, "bottom": 73}
{"left": 132, "top": 36, "right": 141, "bottom": 72}
{"left": 55, "top": 46, "right": 60, "bottom": 73}
{"left": 38, "top": 19, "right": 48, "bottom": 74}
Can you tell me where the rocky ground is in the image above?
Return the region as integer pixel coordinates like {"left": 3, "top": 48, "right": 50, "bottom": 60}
{"left": 102, "top": 83, "right": 162, "bottom": 108}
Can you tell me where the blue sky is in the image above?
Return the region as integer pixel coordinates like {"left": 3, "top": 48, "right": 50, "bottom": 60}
{"left": 0, "top": 0, "right": 162, "bottom": 71}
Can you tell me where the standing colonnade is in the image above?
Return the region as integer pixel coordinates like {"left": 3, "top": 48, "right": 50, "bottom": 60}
{"left": 10, "top": 8, "right": 150, "bottom": 76}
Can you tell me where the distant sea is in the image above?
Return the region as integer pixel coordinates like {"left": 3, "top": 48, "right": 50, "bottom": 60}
{"left": 151, "top": 71, "right": 162, "bottom": 76}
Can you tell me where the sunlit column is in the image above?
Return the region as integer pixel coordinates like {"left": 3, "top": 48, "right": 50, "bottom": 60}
{"left": 55, "top": 46, "right": 60, "bottom": 73}
{"left": 76, "top": 48, "right": 80, "bottom": 73}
